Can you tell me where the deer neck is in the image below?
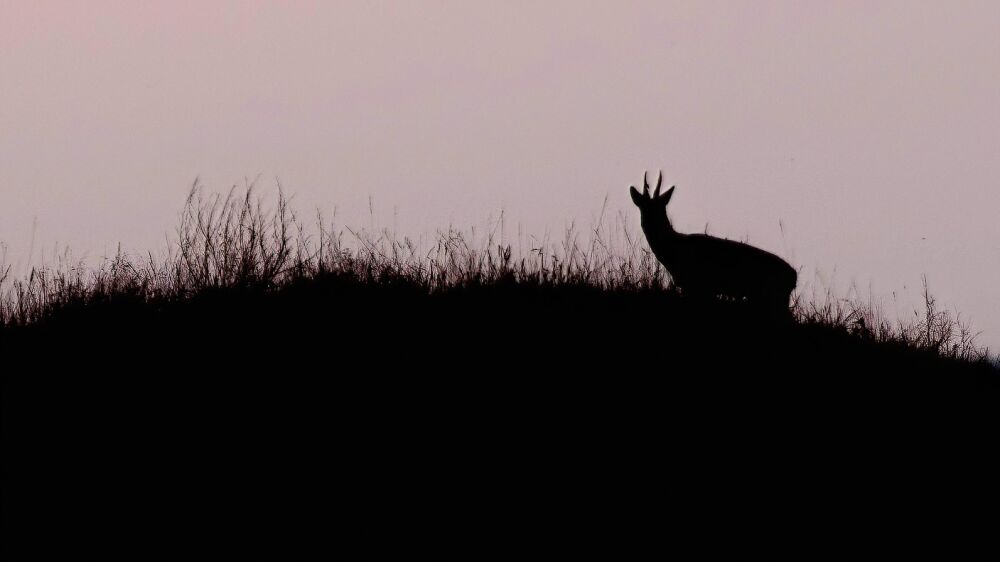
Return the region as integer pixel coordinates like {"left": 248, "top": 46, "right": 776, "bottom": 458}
{"left": 641, "top": 214, "right": 679, "bottom": 262}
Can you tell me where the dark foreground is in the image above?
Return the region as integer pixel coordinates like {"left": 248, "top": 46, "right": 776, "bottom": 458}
{"left": 2, "top": 279, "right": 998, "bottom": 560}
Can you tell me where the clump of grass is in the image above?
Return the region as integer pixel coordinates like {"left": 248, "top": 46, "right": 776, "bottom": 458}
{"left": 794, "top": 277, "right": 991, "bottom": 363}
{"left": 0, "top": 181, "right": 993, "bottom": 366}
{"left": 0, "top": 182, "right": 668, "bottom": 323}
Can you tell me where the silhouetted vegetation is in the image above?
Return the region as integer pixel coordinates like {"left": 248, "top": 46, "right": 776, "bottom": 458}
{"left": 2, "top": 185, "right": 997, "bottom": 559}
{"left": 1, "top": 184, "right": 992, "bottom": 363}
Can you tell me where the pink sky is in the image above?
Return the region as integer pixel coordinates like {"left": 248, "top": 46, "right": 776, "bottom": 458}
{"left": 2, "top": 1, "right": 999, "bottom": 347}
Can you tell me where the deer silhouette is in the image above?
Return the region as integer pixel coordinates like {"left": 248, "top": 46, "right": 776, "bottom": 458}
{"left": 630, "top": 171, "right": 797, "bottom": 308}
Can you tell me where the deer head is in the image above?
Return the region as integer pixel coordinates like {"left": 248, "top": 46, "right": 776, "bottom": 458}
{"left": 629, "top": 171, "right": 676, "bottom": 233}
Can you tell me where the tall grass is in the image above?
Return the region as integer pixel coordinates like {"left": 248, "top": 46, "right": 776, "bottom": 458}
{"left": 0, "top": 182, "right": 992, "bottom": 365}
{"left": 794, "top": 276, "right": 991, "bottom": 363}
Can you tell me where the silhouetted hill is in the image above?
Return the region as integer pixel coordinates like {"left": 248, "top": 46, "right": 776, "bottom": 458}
{"left": 2, "top": 188, "right": 997, "bottom": 559}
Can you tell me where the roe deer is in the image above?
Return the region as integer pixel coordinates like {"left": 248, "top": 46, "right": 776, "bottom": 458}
{"left": 630, "top": 171, "right": 796, "bottom": 308}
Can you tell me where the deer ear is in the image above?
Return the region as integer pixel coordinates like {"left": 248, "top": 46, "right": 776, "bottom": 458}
{"left": 629, "top": 186, "right": 644, "bottom": 207}
{"left": 659, "top": 186, "right": 675, "bottom": 206}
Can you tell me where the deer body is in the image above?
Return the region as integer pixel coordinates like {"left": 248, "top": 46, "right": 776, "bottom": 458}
{"left": 631, "top": 172, "right": 796, "bottom": 307}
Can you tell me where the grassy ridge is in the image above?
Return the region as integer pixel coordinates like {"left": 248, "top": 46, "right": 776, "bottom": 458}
{"left": 2, "top": 185, "right": 998, "bottom": 559}
{"left": 1, "top": 184, "right": 992, "bottom": 365}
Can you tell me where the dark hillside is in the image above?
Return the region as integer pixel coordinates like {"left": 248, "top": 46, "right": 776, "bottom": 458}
{"left": 2, "top": 189, "right": 997, "bottom": 559}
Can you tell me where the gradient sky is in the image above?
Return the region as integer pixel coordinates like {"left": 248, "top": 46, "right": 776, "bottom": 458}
{"left": 2, "top": 1, "right": 999, "bottom": 348}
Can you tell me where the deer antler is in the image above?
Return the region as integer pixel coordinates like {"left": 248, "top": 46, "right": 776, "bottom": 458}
{"left": 654, "top": 171, "right": 663, "bottom": 198}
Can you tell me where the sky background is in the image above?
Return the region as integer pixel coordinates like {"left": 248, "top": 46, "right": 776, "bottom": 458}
{"left": 1, "top": 1, "right": 998, "bottom": 348}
